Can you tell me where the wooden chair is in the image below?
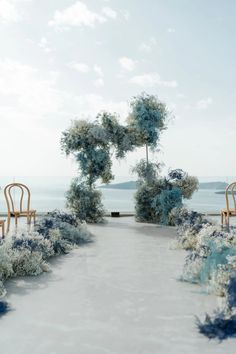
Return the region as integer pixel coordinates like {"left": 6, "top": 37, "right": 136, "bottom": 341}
{"left": 4, "top": 183, "right": 36, "bottom": 233}
{"left": 221, "top": 182, "right": 236, "bottom": 227}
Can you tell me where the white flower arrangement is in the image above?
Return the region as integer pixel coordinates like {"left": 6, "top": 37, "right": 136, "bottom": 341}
{"left": 174, "top": 207, "right": 236, "bottom": 301}
{"left": 0, "top": 210, "right": 94, "bottom": 312}
{"left": 0, "top": 281, "right": 6, "bottom": 298}
{"left": 0, "top": 242, "right": 13, "bottom": 282}
{"left": 11, "top": 248, "right": 50, "bottom": 277}
{"left": 182, "top": 256, "right": 203, "bottom": 284}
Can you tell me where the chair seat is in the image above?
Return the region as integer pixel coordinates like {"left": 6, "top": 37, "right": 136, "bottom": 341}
{"left": 0, "top": 220, "right": 5, "bottom": 224}
{"left": 10, "top": 210, "right": 36, "bottom": 216}
{"left": 221, "top": 208, "right": 236, "bottom": 215}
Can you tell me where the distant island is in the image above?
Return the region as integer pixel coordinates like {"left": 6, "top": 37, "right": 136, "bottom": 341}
{"left": 199, "top": 181, "right": 228, "bottom": 190}
{"left": 99, "top": 180, "right": 228, "bottom": 190}
{"left": 99, "top": 181, "right": 138, "bottom": 190}
{"left": 215, "top": 190, "right": 236, "bottom": 195}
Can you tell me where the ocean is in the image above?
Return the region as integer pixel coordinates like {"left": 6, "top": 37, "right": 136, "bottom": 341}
{"left": 100, "top": 188, "right": 227, "bottom": 214}
{"left": 0, "top": 176, "right": 229, "bottom": 215}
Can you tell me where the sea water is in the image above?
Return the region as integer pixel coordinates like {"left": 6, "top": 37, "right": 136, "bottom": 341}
{"left": 0, "top": 176, "right": 228, "bottom": 214}
{"left": 101, "top": 188, "right": 227, "bottom": 214}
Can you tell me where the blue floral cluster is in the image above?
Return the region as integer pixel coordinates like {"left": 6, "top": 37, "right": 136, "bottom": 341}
{"left": 197, "top": 275, "right": 236, "bottom": 340}
{"left": 0, "top": 210, "right": 93, "bottom": 317}
{"left": 175, "top": 206, "right": 236, "bottom": 340}
{"left": 134, "top": 165, "right": 198, "bottom": 225}
{"left": 61, "top": 93, "right": 171, "bottom": 223}
{"left": 65, "top": 179, "right": 105, "bottom": 223}
{"left": 0, "top": 301, "right": 10, "bottom": 316}
{"left": 197, "top": 310, "right": 236, "bottom": 340}
{"left": 35, "top": 209, "right": 93, "bottom": 247}
{"left": 129, "top": 93, "right": 167, "bottom": 149}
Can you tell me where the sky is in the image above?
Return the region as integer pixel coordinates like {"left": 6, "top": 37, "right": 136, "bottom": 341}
{"left": 0, "top": 0, "right": 236, "bottom": 180}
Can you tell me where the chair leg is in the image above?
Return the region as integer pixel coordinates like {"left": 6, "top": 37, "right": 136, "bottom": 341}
{"left": 33, "top": 213, "right": 36, "bottom": 224}
{"left": 7, "top": 214, "right": 10, "bottom": 233}
{"left": 2, "top": 222, "right": 5, "bottom": 238}
{"left": 221, "top": 212, "right": 223, "bottom": 226}
{"left": 226, "top": 214, "right": 230, "bottom": 229}
{"left": 15, "top": 215, "right": 18, "bottom": 227}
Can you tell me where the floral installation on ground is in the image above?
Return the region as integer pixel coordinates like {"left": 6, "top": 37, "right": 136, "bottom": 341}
{"left": 61, "top": 92, "right": 175, "bottom": 223}
{"left": 133, "top": 165, "right": 198, "bottom": 225}
{"left": 173, "top": 206, "right": 236, "bottom": 339}
{"left": 0, "top": 210, "right": 93, "bottom": 316}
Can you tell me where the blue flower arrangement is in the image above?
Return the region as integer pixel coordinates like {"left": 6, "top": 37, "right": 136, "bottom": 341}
{"left": 61, "top": 93, "right": 174, "bottom": 223}
{"left": 174, "top": 206, "right": 236, "bottom": 340}
{"left": 197, "top": 276, "right": 236, "bottom": 340}
{"left": 197, "top": 311, "right": 236, "bottom": 340}
{"left": 0, "top": 209, "right": 93, "bottom": 316}
{"left": 0, "top": 301, "right": 10, "bottom": 317}
{"left": 61, "top": 120, "right": 113, "bottom": 222}
{"left": 153, "top": 187, "right": 182, "bottom": 225}
{"left": 133, "top": 165, "right": 198, "bottom": 225}
{"left": 65, "top": 179, "right": 105, "bottom": 223}
{"left": 129, "top": 93, "right": 168, "bottom": 149}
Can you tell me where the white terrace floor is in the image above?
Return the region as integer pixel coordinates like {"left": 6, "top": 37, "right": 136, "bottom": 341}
{"left": 0, "top": 217, "right": 235, "bottom": 354}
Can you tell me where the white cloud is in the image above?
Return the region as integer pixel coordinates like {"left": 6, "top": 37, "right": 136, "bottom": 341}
{"left": 0, "top": 59, "right": 61, "bottom": 113}
{"left": 130, "top": 73, "right": 178, "bottom": 88}
{"left": 0, "top": 59, "right": 65, "bottom": 175}
{"left": 69, "top": 62, "right": 104, "bottom": 76}
{"left": 0, "top": 0, "right": 31, "bottom": 24}
{"left": 68, "top": 62, "right": 90, "bottom": 73}
{"left": 196, "top": 97, "right": 213, "bottom": 110}
{"left": 0, "top": 0, "right": 20, "bottom": 23}
{"left": 93, "top": 64, "right": 103, "bottom": 77}
{"left": 102, "top": 6, "right": 117, "bottom": 19}
{"left": 119, "top": 57, "right": 137, "bottom": 71}
{"left": 49, "top": 1, "right": 118, "bottom": 29}
{"left": 93, "top": 78, "right": 104, "bottom": 88}
{"left": 71, "top": 94, "right": 128, "bottom": 121}
{"left": 139, "top": 37, "right": 157, "bottom": 53}
{"left": 38, "top": 37, "right": 52, "bottom": 53}
{"left": 68, "top": 62, "right": 104, "bottom": 86}
{"left": 102, "top": 7, "right": 129, "bottom": 21}
{"left": 0, "top": 59, "right": 130, "bottom": 175}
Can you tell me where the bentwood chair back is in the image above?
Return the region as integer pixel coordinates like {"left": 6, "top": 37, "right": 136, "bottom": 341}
{"left": 221, "top": 182, "right": 236, "bottom": 227}
{"left": 4, "top": 183, "right": 36, "bottom": 233}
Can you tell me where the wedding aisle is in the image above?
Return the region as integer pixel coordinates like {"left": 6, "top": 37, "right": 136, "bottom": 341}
{"left": 0, "top": 218, "right": 231, "bottom": 354}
